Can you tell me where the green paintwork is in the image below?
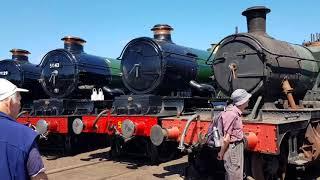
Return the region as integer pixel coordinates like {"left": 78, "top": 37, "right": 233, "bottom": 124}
{"left": 291, "top": 44, "right": 319, "bottom": 73}
{"left": 105, "top": 57, "right": 123, "bottom": 88}
{"left": 306, "top": 46, "right": 320, "bottom": 63}
{"left": 188, "top": 47, "right": 215, "bottom": 83}
{"left": 291, "top": 45, "right": 319, "bottom": 86}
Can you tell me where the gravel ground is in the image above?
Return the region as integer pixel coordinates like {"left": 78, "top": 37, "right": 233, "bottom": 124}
{"left": 42, "top": 147, "right": 187, "bottom": 180}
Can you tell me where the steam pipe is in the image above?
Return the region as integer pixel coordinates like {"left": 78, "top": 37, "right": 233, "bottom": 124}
{"left": 177, "top": 114, "right": 199, "bottom": 152}
{"left": 16, "top": 110, "right": 29, "bottom": 118}
{"left": 247, "top": 96, "right": 262, "bottom": 120}
{"left": 189, "top": 80, "right": 216, "bottom": 93}
{"left": 282, "top": 79, "right": 297, "bottom": 109}
{"left": 102, "top": 86, "right": 125, "bottom": 96}
{"left": 92, "top": 109, "right": 110, "bottom": 129}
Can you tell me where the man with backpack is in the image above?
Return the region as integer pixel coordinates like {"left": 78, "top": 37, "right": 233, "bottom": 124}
{"left": 216, "top": 89, "right": 251, "bottom": 180}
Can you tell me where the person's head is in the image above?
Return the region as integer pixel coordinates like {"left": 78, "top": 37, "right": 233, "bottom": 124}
{"left": 0, "top": 78, "right": 28, "bottom": 119}
{"left": 231, "top": 89, "right": 252, "bottom": 111}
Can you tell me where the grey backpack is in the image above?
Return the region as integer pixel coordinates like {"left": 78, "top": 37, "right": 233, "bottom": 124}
{"left": 206, "top": 111, "right": 224, "bottom": 148}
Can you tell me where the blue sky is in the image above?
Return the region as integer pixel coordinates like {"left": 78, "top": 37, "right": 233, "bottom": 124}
{"left": 0, "top": 0, "right": 319, "bottom": 64}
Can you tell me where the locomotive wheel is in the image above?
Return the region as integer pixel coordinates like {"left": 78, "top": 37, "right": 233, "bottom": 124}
{"left": 251, "top": 152, "right": 288, "bottom": 180}
{"left": 251, "top": 153, "right": 267, "bottom": 180}
{"left": 110, "top": 136, "right": 124, "bottom": 158}
{"left": 148, "top": 141, "right": 178, "bottom": 164}
{"left": 64, "top": 136, "right": 72, "bottom": 155}
{"left": 185, "top": 146, "right": 224, "bottom": 179}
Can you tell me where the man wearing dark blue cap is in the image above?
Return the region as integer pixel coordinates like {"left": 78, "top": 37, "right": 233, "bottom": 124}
{"left": 0, "top": 78, "right": 47, "bottom": 180}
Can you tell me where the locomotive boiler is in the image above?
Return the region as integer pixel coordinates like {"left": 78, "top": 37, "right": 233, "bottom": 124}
{"left": 112, "top": 24, "right": 215, "bottom": 116}
{"left": 212, "top": 6, "right": 319, "bottom": 103}
{"left": 33, "top": 36, "right": 125, "bottom": 116}
{"left": 0, "top": 49, "right": 46, "bottom": 107}
{"left": 183, "top": 6, "right": 320, "bottom": 180}
{"left": 119, "top": 24, "right": 214, "bottom": 96}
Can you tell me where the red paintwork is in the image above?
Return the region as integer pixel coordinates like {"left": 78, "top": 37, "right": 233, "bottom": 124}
{"left": 166, "top": 127, "right": 180, "bottom": 139}
{"left": 80, "top": 115, "right": 109, "bottom": 134}
{"left": 17, "top": 112, "right": 278, "bottom": 155}
{"left": 79, "top": 115, "right": 158, "bottom": 136}
{"left": 17, "top": 113, "right": 279, "bottom": 155}
{"left": 159, "top": 117, "right": 278, "bottom": 154}
{"left": 17, "top": 116, "right": 69, "bottom": 134}
{"left": 243, "top": 123, "right": 278, "bottom": 154}
{"left": 161, "top": 118, "right": 210, "bottom": 145}
{"left": 110, "top": 115, "right": 158, "bottom": 136}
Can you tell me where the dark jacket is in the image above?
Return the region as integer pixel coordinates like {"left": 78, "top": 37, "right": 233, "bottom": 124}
{"left": 0, "top": 112, "right": 38, "bottom": 180}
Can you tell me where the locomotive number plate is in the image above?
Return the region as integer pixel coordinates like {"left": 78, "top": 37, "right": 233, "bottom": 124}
{"left": 49, "top": 62, "right": 60, "bottom": 69}
{"left": 0, "top": 71, "right": 8, "bottom": 76}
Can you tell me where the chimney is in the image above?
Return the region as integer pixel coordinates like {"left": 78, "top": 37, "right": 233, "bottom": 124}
{"left": 61, "top": 36, "right": 86, "bottom": 52}
{"left": 242, "top": 6, "right": 271, "bottom": 35}
{"left": 151, "top": 24, "right": 173, "bottom": 42}
{"left": 10, "top": 49, "right": 30, "bottom": 62}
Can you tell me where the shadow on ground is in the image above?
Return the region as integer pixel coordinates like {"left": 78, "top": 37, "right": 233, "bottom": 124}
{"left": 153, "top": 162, "right": 188, "bottom": 179}
{"left": 80, "top": 148, "right": 187, "bottom": 178}
{"left": 39, "top": 134, "right": 110, "bottom": 160}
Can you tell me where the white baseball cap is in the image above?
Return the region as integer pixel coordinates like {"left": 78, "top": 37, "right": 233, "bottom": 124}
{"left": 231, "top": 89, "right": 252, "bottom": 106}
{"left": 0, "top": 78, "right": 29, "bottom": 101}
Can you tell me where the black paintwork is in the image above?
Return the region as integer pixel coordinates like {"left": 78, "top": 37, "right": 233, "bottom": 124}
{"left": 0, "top": 59, "right": 46, "bottom": 107}
{"left": 120, "top": 37, "right": 198, "bottom": 96}
{"left": 213, "top": 6, "right": 318, "bottom": 101}
{"left": 39, "top": 45, "right": 111, "bottom": 99}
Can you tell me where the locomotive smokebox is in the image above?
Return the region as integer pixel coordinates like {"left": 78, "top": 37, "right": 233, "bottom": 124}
{"left": 40, "top": 36, "right": 112, "bottom": 98}
{"left": 10, "top": 49, "right": 30, "bottom": 62}
{"left": 242, "top": 6, "right": 270, "bottom": 35}
{"left": 151, "top": 24, "right": 173, "bottom": 42}
{"left": 213, "top": 6, "right": 319, "bottom": 102}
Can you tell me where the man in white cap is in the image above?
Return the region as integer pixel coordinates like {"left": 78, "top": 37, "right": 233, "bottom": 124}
{"left": 0, "top": 78, "right": 47, "bottom": 179}
{"left": 217, "top": 89, "right": 251, "bottom": 180}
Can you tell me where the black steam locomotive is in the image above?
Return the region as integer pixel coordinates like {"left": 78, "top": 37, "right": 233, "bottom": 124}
{"left": 106, "top": 24, "right": 217, "bottom": 162}
{"left": 0, "top": 49, "right": 46, "bottom": 107}
{"left": 16, "top": 36, "right": 125, "bottom": 153}
{"left": 34, "top": 36, "right": 124, "bottom": 116}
